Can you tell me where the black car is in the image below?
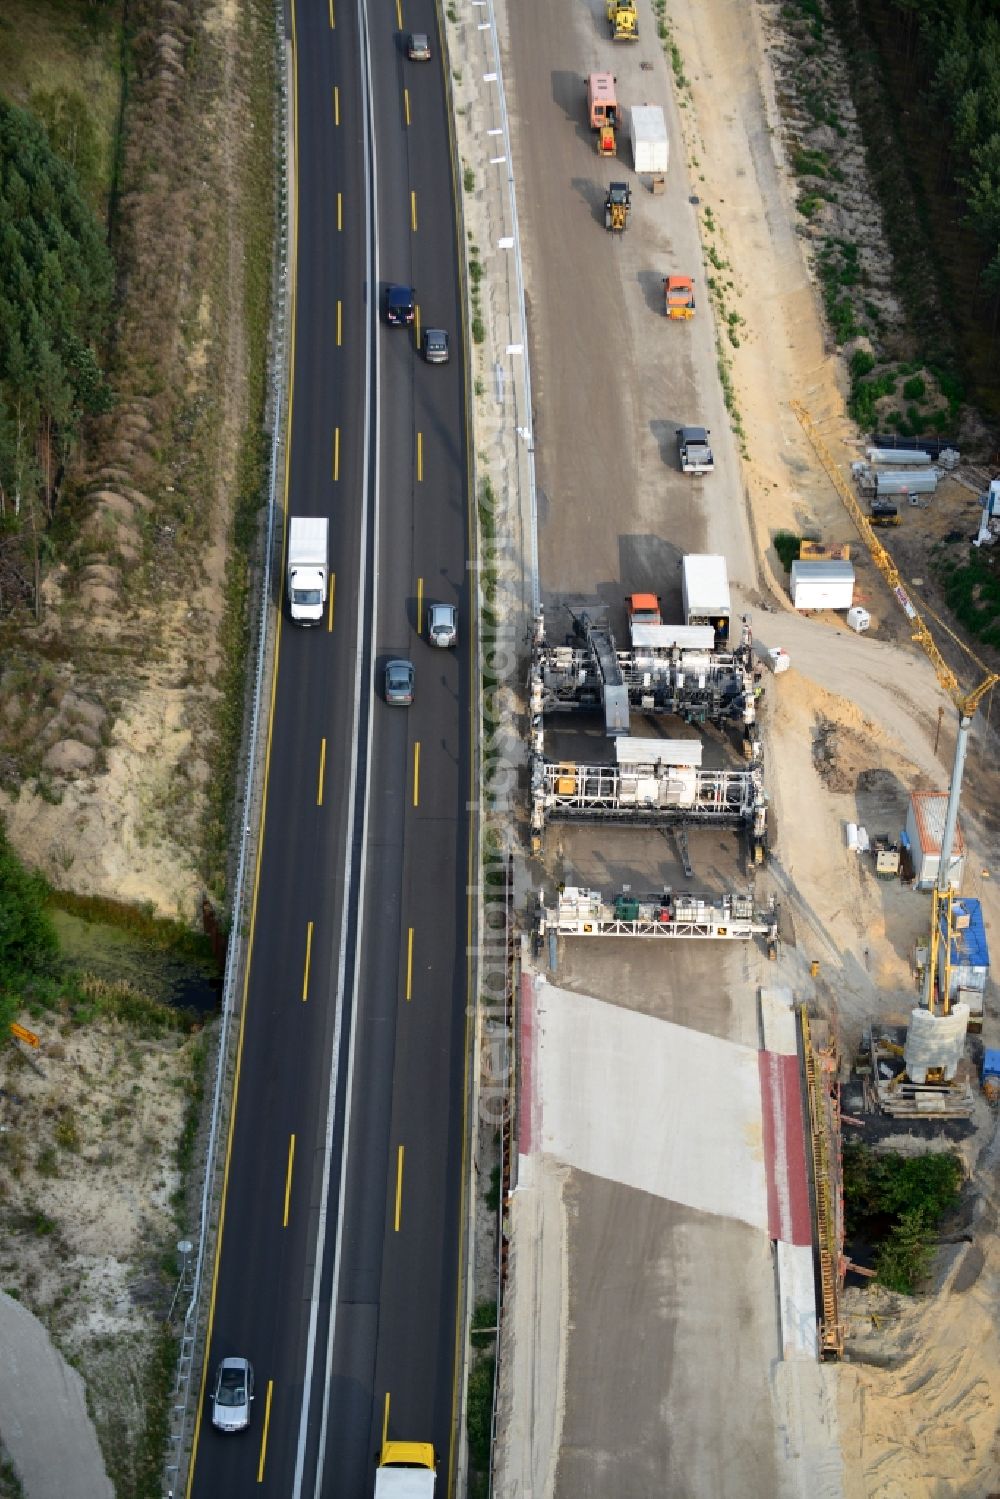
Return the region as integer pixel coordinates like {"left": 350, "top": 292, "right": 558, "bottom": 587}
{"left": 386, "top": 284, "right": 415, "bottom": 326}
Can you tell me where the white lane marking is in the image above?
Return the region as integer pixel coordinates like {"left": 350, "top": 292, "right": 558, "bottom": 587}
{"left": 292, "top": 0, "right": 378, "bottom": 1491}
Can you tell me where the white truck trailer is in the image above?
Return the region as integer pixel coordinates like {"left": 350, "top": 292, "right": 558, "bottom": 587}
{"left": 682, "top": 553, "right": 731, "bottom": 647}
{"left": 374, "top": 1440, "right": 436, "bottom": 1499}
{"left": 629, "top": 104, "right": 669, "bottom": 174}
{"left": 287, "top": 516, "right": 329, "bottom": 625}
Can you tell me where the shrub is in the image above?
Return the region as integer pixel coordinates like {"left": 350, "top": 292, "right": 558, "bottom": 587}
{"left": 773, "top": 531, "right": 801, "bottom": 571}
{"left": 902, "top": 375, "right": 926, "bottom": 401}
{"left": 844, "top": 1145, "right": 963, "bottom": 1293}
{"left": 850, "top": 349, "right": 875, "bottom": 380}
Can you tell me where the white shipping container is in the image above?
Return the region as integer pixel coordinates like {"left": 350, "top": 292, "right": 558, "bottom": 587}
{"left": 629, "top": 105, "right": 669, "bottom": 174}
{"left": 866, "top": 448, "right": 933, "bottom": 466}
{"left": 876, "top": 468, "right": 940, "bottom": 495}
{"left": 790, "top": 559, "right": 855, "bottom": 611}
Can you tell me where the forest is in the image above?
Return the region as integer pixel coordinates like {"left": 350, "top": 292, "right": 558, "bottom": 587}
{"left": 0, "top": 97, "right": 113, "bottom": 611}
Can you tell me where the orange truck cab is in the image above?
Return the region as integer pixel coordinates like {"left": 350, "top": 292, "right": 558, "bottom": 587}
{"left": 664, "top": 276, "right": 696, "bottom": 319}
{"left": 587, "top": 72, "right": 618, "bottom": 132}
{"left": 626, "top": 592, "right": 662, "bottom": 630}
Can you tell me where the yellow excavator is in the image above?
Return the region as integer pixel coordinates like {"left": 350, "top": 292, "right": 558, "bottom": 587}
{"left": 606, "top": 0, "right": 638, "bottom": 41}
{"left": 604, "top": 181, "right": 631, "bottom": 232}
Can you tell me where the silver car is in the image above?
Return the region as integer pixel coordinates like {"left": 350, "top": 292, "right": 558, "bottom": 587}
{"left": 422, "top": 327, "right": 450, "bottom": 364}
{"left": 407, "top": 31, "right": 431, "bottom": 60}
{"left": 427, "top": 603, "right": 458, "bottom": 648}
{"left": 210, "top": 1356, "right": 254, "bottom": 1433}
{"left": 385, "top": 658, "right": 415, "bottom": 705}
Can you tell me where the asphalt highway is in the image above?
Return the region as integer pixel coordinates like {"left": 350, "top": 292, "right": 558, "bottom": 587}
{"left": 186, "top": 0, "right": 470, "bottom": 1493}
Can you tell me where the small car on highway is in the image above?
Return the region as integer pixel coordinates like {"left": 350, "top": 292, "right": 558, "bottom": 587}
{"left": 422, "top": 327, "right": 450, "bottom": 364}
{"left": 385, "top": 658, "right": 415, "bottom": 705}
{"left": 427, "top": 603, "right": 458, "bottom": 648}
{"left": 385, "top": 284, "right": 415, "bottom": 326}
{"left": 407, "top": 31, "right": 431, "bottom": 60}
{"left": 210, "top": 1356, "right": 254, "bottom": 1433}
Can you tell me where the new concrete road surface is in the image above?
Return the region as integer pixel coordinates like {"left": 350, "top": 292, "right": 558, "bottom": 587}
{"left": 0, "top": 1291, "right": 113, "bottom": 1499}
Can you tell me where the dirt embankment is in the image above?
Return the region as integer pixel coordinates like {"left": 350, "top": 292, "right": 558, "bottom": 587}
{"left": 1, "top": 0, "right": 270, "bottom": 1490}
{"left": 0, "top": 0, "right": 270, "bottom": 921}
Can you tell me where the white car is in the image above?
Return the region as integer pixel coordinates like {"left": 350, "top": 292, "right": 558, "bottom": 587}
{"left": 211, "top": 1356, "right": 254, "bottom": 1433}
{"left": 427, "top": 603, "right": 458, "bottom": 648}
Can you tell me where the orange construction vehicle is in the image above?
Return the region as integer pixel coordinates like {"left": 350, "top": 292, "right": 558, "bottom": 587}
{"left": 664, "top": 276, "right": 695, "bottom": 319}
{"left": 626, "top": 592, "right": 662, "bottom": 631}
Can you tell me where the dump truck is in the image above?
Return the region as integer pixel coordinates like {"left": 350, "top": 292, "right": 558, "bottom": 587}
{"left": 664, "top": 276, "right": 695, "bottom": 319}
{"left": 677, "top": 426, "right": 714, "bottom": 475}
{"left": 626, "top": 592, "right": 662, "bottom": 638}
{"left": 604, "top": 181, "right": 631, "bottom": 231}
{"left": 606, "top": 0, "right": 638, "bottom": 40}
{"left": 374, "top": 1440, "right": 436, "bottom": 1498}
{"left": 682, "top": 554, "right": 730, "bottom": 647}
{"left": 287, "top": 516, "right": 329, "bottom": 625}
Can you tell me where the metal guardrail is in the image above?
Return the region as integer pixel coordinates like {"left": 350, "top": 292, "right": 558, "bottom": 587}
{"left": 162, "top": 11, "right": 291, "bottom": 1494}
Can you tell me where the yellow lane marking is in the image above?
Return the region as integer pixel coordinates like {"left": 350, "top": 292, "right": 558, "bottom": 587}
{"left": 410, "top": 189, "right": 418, "bottom": 232}
{"left": 302, "top": 921, "right": 314, "bottom": 1002}
{"left": 404, "top": 87, "right": 410, "bottom": 127}
{"left": 396, "top": 0, "right": 403, "bottom": 29}
{"left": 184, "top": 2, "right": 301, "bottom": 1483}
{"left": 416, "top": 431, "right": 423, "bottom": 482}
{"left": 328, "top": 0, "right": 335, "bottom": 26}
{"left": 414, "top": 303, "right": 421, "bottom": 350}
{"left": 413, "top": 741, "right": 420, "bottom": 808}
{"left": 337, "top": 298, "right": 342, "bottom": 346}
{"left": 416, "top": 575, "right": 423, "bottom": 634}
{"left": 383, "top": 1392, "right": 391, "bottom": 1451}
{"left": 328, "top": 573, "right": 336, "bottom": 632}
{"left": 333, "top": 426, "right": 340, "bottom": 482}
{"left": 337, "top": 191, "right": 342, "bottom": 232}
{"left": 333, "top": 84, "right": 339, "bottom": 125}
{"left": 406, "top": 927, "right": 414, "bottom": 1001}
{"left": 257, "top": 1380, "right": 274, "bottom": 1482}
{"left": 317, "top": 738, "right": 326, "bottom": 806}
{"left": 283, "top": 1135, "right": 296, "bottom": 1227}
{"left": 394, "top": 1145, "right": 405, "bottom": 1231}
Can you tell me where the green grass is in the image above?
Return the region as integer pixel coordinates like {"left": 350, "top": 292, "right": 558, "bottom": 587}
{"left": 466, "top": 1353, "right": 496, "bottom": 1472}
{"left": 0, "top": 0, "right": 121, "bottom": 207}
{"left": 47, "top": 889, "right": 215, "bottom": 962}
{"left": 937, "top": 550, "right": 1000, "bottom": 649}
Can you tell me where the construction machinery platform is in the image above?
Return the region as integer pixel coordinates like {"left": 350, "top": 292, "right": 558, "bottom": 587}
{"left": 530, "top": 609, "right": 762, "bottom": 753}
{"left": 530, "top": 751, "right": 768, "bottom": 860}
{"left": 538, "top": 886, "right": 778, "bottom": 944}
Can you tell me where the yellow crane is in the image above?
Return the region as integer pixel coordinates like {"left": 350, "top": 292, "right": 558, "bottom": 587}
{"left": 790, "top": 401, "right": 998, "bottom": 1021}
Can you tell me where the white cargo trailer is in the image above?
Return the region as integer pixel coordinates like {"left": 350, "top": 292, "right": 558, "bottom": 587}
{"left": 790, "top": 558, "right": 854, "bottom": 610}
{"left": 681, "top": 554, "right": 730, "bottom": 646}
{"left": 629, "top": 105, "right": 669, "bottom": 174}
